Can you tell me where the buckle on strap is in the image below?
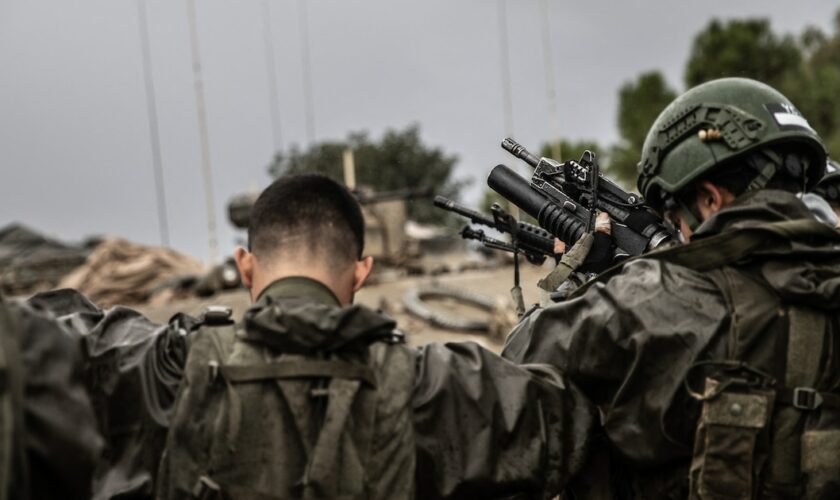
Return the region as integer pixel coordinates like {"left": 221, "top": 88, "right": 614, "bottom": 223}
{"left": 793, "top": 387, "right": 823, "bottom": 410}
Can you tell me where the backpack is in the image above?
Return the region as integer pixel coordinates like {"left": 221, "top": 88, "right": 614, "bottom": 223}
{"left": 158, "top": 303, "right": 416, "bottom": 500}
{"left": 570, "top": 219, "right": 840, "bottom": 499}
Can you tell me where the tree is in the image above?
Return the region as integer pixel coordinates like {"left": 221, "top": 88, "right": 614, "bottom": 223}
{"left": 539, "top": 139, "right": 602, "bottom": 164}
{"left": 269, "top": 125, "right": 466, "bottom": 223}
{"left": 684, "top": 19, "right": 801, "bottom": 89}
{"left": 683, "top": 12, "right": 840, "bottom": 161}
{"left": 611, "top": 71, "right": 677, "bottom": 188}
{"left": 784, "top": 12, "right": 840, "bottom": 160}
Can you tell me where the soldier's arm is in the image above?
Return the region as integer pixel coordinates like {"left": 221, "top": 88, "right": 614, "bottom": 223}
{"left": 502, "top": 257, "right": 727, "bottom": 462}
{"left": 411, "top": 341, "right": 596, "bottom": 499}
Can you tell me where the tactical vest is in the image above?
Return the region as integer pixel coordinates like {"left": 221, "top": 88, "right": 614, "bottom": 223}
{"left": 572, "top": 219, "right": 840, "bottom": 499}
{"left": 158, "top": 307, "right": 416, "bottom": 500}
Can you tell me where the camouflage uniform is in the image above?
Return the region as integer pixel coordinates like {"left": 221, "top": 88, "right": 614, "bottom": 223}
{"left": 159, "top": 277, "right": 590, "bottom": 499}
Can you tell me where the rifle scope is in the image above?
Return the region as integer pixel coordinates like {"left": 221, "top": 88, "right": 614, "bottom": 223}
{"left": 488, "top": 164, "right": 587, "bottom": 246}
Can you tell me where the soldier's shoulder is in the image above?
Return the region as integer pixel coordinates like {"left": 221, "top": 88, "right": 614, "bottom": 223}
{"left": 589, "top": 255, "right": 720, "bottom": 302}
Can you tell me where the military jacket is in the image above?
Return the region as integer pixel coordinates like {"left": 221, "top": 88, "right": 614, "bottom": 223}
{"left": 2, "top": 297, "right": 103, "bottom": 500}
{"left": 157, "top": 277, "right": 589, "bottom": 500}
{"left": 503, "top": 190, "right": 840, "bottom": 499}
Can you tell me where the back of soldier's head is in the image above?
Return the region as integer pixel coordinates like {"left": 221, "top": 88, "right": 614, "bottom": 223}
{"left": 248, "top": 174, "right": 364, "bottom": 270}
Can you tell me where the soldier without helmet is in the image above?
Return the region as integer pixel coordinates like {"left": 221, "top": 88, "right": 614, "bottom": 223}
{"left": 157, "top": 174, "right": 580, "bottom": 499}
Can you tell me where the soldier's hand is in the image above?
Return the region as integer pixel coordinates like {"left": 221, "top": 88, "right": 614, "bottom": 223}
{"left": 594, "top": 212, "right": 611, "bottom": 235}
{"left": 583, "top": 212, "right": 616, "bottom": 273}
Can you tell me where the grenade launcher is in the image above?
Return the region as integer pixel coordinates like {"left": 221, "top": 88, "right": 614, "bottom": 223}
{"left": 488, "top": 138, "right": 674, "bottom": 260}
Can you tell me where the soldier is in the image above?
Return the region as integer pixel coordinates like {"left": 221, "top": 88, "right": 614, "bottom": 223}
{"left": 0, "top": 296, "right": 102, "bottom": 499}
{"left": 503, "top": 78, "right": 840, "bottom": 498}
{"left": 814, "top": 160, "right": 840, "bottom": 227}
{"left": 158, "top": 174, "right": 590, "bottom": 499}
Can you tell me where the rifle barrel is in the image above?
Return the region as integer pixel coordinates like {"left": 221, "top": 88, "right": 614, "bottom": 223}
{"left": 501, "top": 138, "right": 540, "bottom": 167}
{"left": 433, "top": 196, "right": 496, "bottom": 228}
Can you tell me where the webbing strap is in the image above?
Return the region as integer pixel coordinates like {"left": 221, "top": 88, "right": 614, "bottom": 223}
{"left": 786, "top": 308, "right": 824, "bottom": 390}
{"left": 768, "top": 306, "right": 827, "bottom": 482}
{"left": 777, "top": 387, "right": 840, "bottom": 411}
{"left": 218, "top": 360, "right": 376, "bottom": 388}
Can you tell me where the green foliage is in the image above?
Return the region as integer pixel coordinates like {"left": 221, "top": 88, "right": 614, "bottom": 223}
{"left": 612, "top": 72, "right": 677, "bottom": 188}
{"left": 538, "top": 139, "right": 602, "bottom": 164}
{"left": 617, "top": 72, "right": 678, "bottom": 151}
{"left": 783, "top": 16, "right": 840, "bottom": 161}
{"left": 683, "top": 12, "right": 840, "bottom": 161}
{"left": 479, "top": 188, "right": 511, "bottom": 214}
{"left": 536, "top": 74, "right": 675, "bottom": 192}
{"left": 684, "top": 19, "right": 801, "bottom": 89}
{"left": 479, "top": 187, "right": 537, "bottom": 225}
{"left": 268, "top": 125, "right": 465, "bottom": 223}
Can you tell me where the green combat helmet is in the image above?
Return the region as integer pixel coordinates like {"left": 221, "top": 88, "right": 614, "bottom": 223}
{"left": 637, "top": 77, "right": 827, "bottom": 212}
{"left": 814, "top": 160, "right": 840, "bottom": 204}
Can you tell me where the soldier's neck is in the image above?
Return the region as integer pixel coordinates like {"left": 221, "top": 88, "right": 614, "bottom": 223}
{"left": 250, "top": 263, "right": 353, "bottom": 306}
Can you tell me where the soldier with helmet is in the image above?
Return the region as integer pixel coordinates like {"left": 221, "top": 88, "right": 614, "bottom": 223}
{"left": 503, "top": 78, "right": 840, "bottom": 498}
{"left": 814, "top": 160, "right": 840, "bottom": 227}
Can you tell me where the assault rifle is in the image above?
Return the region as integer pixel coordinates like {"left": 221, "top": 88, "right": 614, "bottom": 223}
{"left": 435, "top": 195, "right": 557, "bottom": 315}
{"left": 433, "top": 195, "right": 555, "bottom": 265}
{"left": 488, "top": 138, "right": 674, "bottom": 260}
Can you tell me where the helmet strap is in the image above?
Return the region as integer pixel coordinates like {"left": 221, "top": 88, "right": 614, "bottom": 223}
{"left": 677, "top": 199, "right": 701, "bottom": 232}
{"left": 746, "top": 161, "right": 778, "bottom": 192}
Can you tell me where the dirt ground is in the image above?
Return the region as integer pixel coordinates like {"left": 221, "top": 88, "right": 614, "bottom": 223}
{"left": 137, "top": 259, "right": 551, "bottom": 353}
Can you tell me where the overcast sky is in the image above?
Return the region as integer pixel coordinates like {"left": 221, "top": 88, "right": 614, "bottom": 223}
{"left": 1, "top": 0, "right": 837, "bottom": 262}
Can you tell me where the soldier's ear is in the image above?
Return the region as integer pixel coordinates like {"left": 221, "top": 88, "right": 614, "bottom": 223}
{"left": 233, "top": 247, "right": 254, "bottom": 289}
{"left": 352, "top": 256, "right": 374, "bottom": 293}
{"left": 695, "top": 181, "right": 731, "bottom": 221}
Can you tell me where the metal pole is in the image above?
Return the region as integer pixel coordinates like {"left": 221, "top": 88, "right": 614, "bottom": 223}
{"left": 540, "top": 0, "right": 562, "bottom": 161}
{"left": 298, "top": 0, "right": 316, "bottom": 143}
{"left": 342, "top": 148, "right": 356, "bottom": 189}
{"left": 497, "top": 0, "right": 519, "bottom": 218}
{"left": 496, "top": 0, "right": 514, "bottom": 137}
{"left": 262, "top": 0, "right": 283, "bottom": 151}
{"left": 186, "top": 0, "right": 220, "bottom": 263}
{"left": 136, "top": 0, "right": 171, "bottom": 246}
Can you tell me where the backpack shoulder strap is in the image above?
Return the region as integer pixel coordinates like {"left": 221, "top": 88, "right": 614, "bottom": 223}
{"left": 218, "top": 360, "right": 376, "bottom": 388}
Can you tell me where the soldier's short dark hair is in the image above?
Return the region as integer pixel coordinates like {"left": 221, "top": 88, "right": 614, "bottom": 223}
{"left": 248, "top": 174, "right": 364, "bottom": 265}
{"left": 676, "top": 145, "right": 805, "bottom": 213}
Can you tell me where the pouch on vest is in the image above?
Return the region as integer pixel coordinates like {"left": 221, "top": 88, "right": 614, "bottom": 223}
{"left": 690, "top": 377, "right": 774, "bottom": 500}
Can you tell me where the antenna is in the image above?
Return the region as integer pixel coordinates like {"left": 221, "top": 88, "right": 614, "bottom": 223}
{"left": 136, "top": 0, "right": 171, "bottom": 246}
{"left": 186, "top": 0, "right": 220, "bottom": 263}
{"left": 539, "top": 0, "right": 562, "bottom": 161}
{"left": 496, "top": 0, "right": 514, "bottom": 137}
{"left": 262, "top": 0, "right": 283, "bottom": 151}
{"left": 299, "top": 0, "right": 316, "bottom": 143}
